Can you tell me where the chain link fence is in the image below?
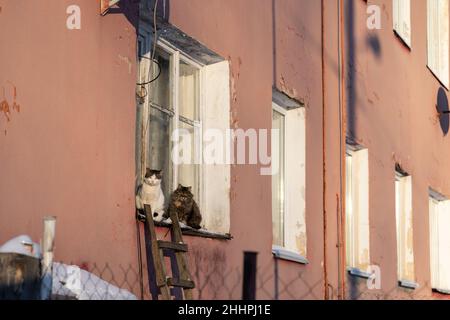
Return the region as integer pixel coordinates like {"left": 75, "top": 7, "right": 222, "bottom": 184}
{"left": 1, "top": 249, "right": 445, "bottom": 300}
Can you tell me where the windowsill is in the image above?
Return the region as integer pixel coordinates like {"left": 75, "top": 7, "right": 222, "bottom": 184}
{"left": 432, "top": 288, "right": 450, "bottom": 295}
{"left": 272, "top": 246, "right": 309, "bottom": 265}
{"left": 398, "top": 280, "right": 419, "bottom": 290}
{"left": 347, "top": 267, "right": 372, "bottom": 279}
{"left": 154, "top": 220, "right": 233, "bottom": 240}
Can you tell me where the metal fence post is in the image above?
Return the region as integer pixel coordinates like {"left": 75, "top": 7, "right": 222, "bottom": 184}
{"left": 242, "top": 251, "right": 258, "bottom": 300}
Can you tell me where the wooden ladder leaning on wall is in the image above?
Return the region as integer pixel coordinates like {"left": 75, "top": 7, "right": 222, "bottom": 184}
{"left": 142, "top": 204, "right": 195, "bottom": 300}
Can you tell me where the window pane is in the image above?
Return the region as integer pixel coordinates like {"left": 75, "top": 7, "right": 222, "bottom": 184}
{"left": 148, "top": 52, "right": 172, "bottom": 196}
{"left": 179, "top": 61, "right": 199, "bottom": 120}
{"left": 150, "top": 51, "right": 171, "bottom": 108}
{"left": 272, "top": 110, "right": 285, "bottom": 247}
{"left": 177, "top": 122, "right": 199, "bottom": 200}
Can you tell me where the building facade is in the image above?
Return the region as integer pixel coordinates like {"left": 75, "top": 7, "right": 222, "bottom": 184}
{"left": 0, "top": 0, "right": 449, "bottom": 300}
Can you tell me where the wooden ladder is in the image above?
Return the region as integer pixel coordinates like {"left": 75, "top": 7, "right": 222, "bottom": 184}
{"left": 143, "top": 204, "right": 195, "bottom": 300}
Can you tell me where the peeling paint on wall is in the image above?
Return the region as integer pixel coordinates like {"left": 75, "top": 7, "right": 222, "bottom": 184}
{"left": 118, "top": 54, "right": 132, "bottom": 74}
{"left": 279, "top": 75, "right": 299, "bottom": 102}
{"left": 228, "top": 56, "right": 241, "bottom": 130}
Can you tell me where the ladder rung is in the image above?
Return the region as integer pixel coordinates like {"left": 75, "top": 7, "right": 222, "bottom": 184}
{"left": 157, "top": 240, "right": 188, "bottom": 252}
{"left": 167, "top": 278, "right": 195, "bottom": 289}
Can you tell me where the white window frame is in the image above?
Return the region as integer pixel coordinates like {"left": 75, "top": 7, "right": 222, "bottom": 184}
{"left": 427, "top": 0, "right": 450, "bottom": 88}
{"left": 346, "top": 146, "right": 371, "bottom": 275}
{"left": 395, "top": 172, "right": 417, "bottom": 289}
{"left": 271, "top": 100, "right": 307, "bottom": 264}
{"left": 155, "top": 40, "right": 203, "bottom": 203}
{"left": 429, "top": 189, "right": 450, "bottom": 294}
{"left": 137, "top": 26, "right": 231, "bottom": 234}
{"left": 393, "top": 0, "right": 412, "bottom": 47}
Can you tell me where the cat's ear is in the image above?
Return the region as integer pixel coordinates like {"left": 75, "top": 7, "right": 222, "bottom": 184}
{"left": 187, "top": 186, "right": 192, "bottom": 192}
{"left": 178, "top": 184, "right": 183, "bottom": 189}
{"left": 145, "top": 168, "right": 151, "bottom": 177}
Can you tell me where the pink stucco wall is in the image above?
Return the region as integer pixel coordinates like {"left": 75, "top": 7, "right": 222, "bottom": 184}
{"left": 0, "top": 0, "right": 138, "bottom": 269}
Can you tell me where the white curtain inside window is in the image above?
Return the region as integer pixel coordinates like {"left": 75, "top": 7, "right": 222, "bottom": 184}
{"left": 346, "top": 154, "right": 354, "bottom": 267}
{"left": 178, "top": 61, "right": 200, "bottom": 200}
{"left": 429, "top": 197, "right": 450, "bottom": 293}
{"left": 427, "top": 0, "right": 449, "bottom": 87}
{"left": 271, "top": 105, "right": 306, "bottom": 256}
{"left": 395, "top": 175, "right": 415, "bottom": 282}
{"left": 346, "top": 148, "right": 370, "bottom": 271}
{"left": 393, "top": 0, "right": 411, "bottom": 46}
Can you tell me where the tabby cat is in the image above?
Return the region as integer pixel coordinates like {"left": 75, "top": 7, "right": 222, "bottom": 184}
{"left": 164, "top": 184, "right": 202, "bottom": 229}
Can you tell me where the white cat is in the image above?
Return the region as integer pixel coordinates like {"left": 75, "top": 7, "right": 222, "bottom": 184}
{"left": 136, "top": 169, "right": 165, "bottom": 222}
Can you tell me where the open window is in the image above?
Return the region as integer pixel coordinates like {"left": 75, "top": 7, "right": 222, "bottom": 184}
{"left": 136, "top": 19, "right": 231, "bottom": 235}
{"left": 271, "top": 90, "right": 307, "bottom": 264}
{"left": 346, "top": 145, "right": 370, "bottom": 276}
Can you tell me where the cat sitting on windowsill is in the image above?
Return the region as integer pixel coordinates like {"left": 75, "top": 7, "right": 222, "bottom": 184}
{"left": 163, "top": 184, "right": 202, "bottom": 230}
{"left": 136, "top": 169, "right": 166, "bottom": 222}
{"left": 136, "top": 169, "right": 202, "bottom": 230}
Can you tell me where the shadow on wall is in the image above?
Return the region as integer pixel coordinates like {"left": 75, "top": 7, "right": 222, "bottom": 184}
{"left": 107, "top": 0, "right": 139, "bottom": 32}
{"left": 437, "top": 87, "right": 449, "bottom": 136}
{"left": 106, "top": 0, "right": 171, "bottom": 37}
{"left": 346, "top": 0, "right": 383, "bottom": 140}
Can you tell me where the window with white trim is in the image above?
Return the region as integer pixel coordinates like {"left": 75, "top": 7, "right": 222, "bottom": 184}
{"left": 427, "top": 0, "right": 449, "bottom": 88}
{"left": 271, "top": 97, "right": 307, "bottom": 261}
{"left": 137, "top": 22, "right": 231, "bottom": 234}
{"left": 345, "top": 147, "right": 370, "bottom": 272}
{"left": 429, "top": 190, "right": 450, "bottom": 294}
{"left": 145, "top": 49, "right": 201, "bottom": 199}
{"left": 393, "top": 0, "right": 411, "bottom": 47}
{"left": 395, "top": 172, "right": 416, "bottom": 287}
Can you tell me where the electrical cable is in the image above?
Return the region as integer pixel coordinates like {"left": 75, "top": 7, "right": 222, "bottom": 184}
{"left": 137, "top": 59, "right": 161, "bottom": 86}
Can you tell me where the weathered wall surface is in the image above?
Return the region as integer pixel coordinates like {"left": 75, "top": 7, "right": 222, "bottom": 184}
{"left": 0, "top": 0, "right": 446, "bottom": 300}
{"left": 0, "top": 0, "right": 138, "bottom": 270}
{"left": 166, "top": 0, "right": 276, "bottom": 299}
{"left": 167, "top": 0, "right": 328, "bottom": 299}
{"left": 341, "top": 0, "right": 446, "bottom": 299}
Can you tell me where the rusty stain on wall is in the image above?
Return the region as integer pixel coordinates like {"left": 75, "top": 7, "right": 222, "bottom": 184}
{"left": 0, "top": 83, "right": 21, "bottom": 123}
{"left": 228, "top": 56, "right": 241, "bottom": 130}
{"left": 296, "top": 232, "right": 307, "bottom": 257}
